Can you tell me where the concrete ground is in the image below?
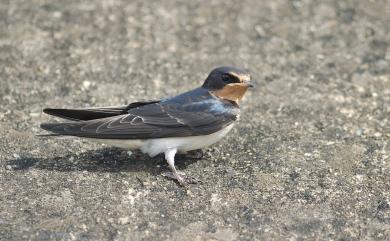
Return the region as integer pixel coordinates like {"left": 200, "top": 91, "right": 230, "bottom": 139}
{"left": 1, "top": 0, "right": 389, "bottom": 240}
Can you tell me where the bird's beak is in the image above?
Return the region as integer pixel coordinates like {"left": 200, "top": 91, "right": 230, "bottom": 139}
{"left": 245, "top": 82, "right": 254, "bottom": 88}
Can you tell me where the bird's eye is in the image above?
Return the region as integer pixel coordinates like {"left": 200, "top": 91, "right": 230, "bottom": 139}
{"left": 222, "top": 74, "right": 237, "bottom": 84}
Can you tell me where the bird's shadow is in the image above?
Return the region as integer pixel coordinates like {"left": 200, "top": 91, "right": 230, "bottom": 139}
{"left": 5, "top": 148, "right": 201, "bottom": 176}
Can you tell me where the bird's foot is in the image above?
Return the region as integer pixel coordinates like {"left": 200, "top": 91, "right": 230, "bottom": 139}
{"left": 161, "top": 171, "right": 199, "bottom": 186}
{"left": 177, "top": 150, "right": 204, "bottom": 160}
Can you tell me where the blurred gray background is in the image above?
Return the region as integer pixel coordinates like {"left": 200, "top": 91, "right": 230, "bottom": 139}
{"left": 0, "top": 0, "right": 389, "bottom": 240}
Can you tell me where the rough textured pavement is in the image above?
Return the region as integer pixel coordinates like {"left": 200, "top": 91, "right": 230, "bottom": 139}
{"left": 1, "top": 0, "right": 390, "bottom": 240}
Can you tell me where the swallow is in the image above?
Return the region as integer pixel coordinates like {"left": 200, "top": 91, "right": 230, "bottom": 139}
{"left": 40, "top": 66, "right": 253, "bottom": 185}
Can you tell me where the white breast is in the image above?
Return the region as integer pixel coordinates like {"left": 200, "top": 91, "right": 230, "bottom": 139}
{"left": 90, "top": 124, "right": 234, "bottom": 157}
{"left": 141, "top": 124, "right": 234, "bottom": 157}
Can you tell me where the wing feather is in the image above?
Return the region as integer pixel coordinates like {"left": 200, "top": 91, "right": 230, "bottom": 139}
{"left": 41, "top": 89, "right": 239, "bottom": 139}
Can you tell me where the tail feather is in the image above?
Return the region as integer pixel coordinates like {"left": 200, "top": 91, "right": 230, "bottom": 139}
{"left": 40, "top": 100, "right": 162, "bottom": 137}
{"left": 40, "top": 122, "right": 68, "bottom": 134}
{"left": 42, "top": 100, "right": 160, "bottom": 121}
{"left": 36, "top": 133, "right": 61, "bottom": 137}
{"left": 43, "top": 107, "right": 127, "bottom": 121}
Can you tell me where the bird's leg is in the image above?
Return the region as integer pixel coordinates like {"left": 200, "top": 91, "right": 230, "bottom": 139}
{"left": 163, "top": 148, "right": 186, "bottom": 185}
{"left": 162, "top": 148, "right": 200, "bottom": 185}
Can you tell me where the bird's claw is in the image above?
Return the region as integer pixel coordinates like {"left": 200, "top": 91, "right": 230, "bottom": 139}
{"left": 161, "top": 172, "right": 199, "bottom": 186}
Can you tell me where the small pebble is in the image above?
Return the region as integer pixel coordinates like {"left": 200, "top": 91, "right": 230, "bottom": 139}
{"left": 356, "top": 128, "right": 363, "bottom": 136}
{"left": 82, "top": 80, "right": 92, "bottom": 89}
{"left": 118, "top": 217, "right": 130, "bottom": 225}
{"left": 29, "top": 112, "right": 40, "bottom": 117}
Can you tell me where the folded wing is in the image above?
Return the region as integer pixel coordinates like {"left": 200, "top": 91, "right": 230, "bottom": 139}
{"left": 41, "top": 98, "right": 238, "bottom": 139}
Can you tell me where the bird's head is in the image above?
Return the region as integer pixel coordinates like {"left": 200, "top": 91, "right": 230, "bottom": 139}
{"left": 202, "top": 66, "right": 253, "bottom": 103}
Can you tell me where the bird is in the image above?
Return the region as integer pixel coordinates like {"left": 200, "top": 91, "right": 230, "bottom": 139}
{"left": 40, "top": 66, "right": 253, "bottom": 185}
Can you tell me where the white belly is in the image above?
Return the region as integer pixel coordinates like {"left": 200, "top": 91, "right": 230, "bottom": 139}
{"left": 90, "top": 124, "right": 234, "bottom": 157}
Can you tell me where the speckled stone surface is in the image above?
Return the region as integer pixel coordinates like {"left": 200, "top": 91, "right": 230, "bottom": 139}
{"left": 0, "top": 0, "right": 389, "bottom": 240}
